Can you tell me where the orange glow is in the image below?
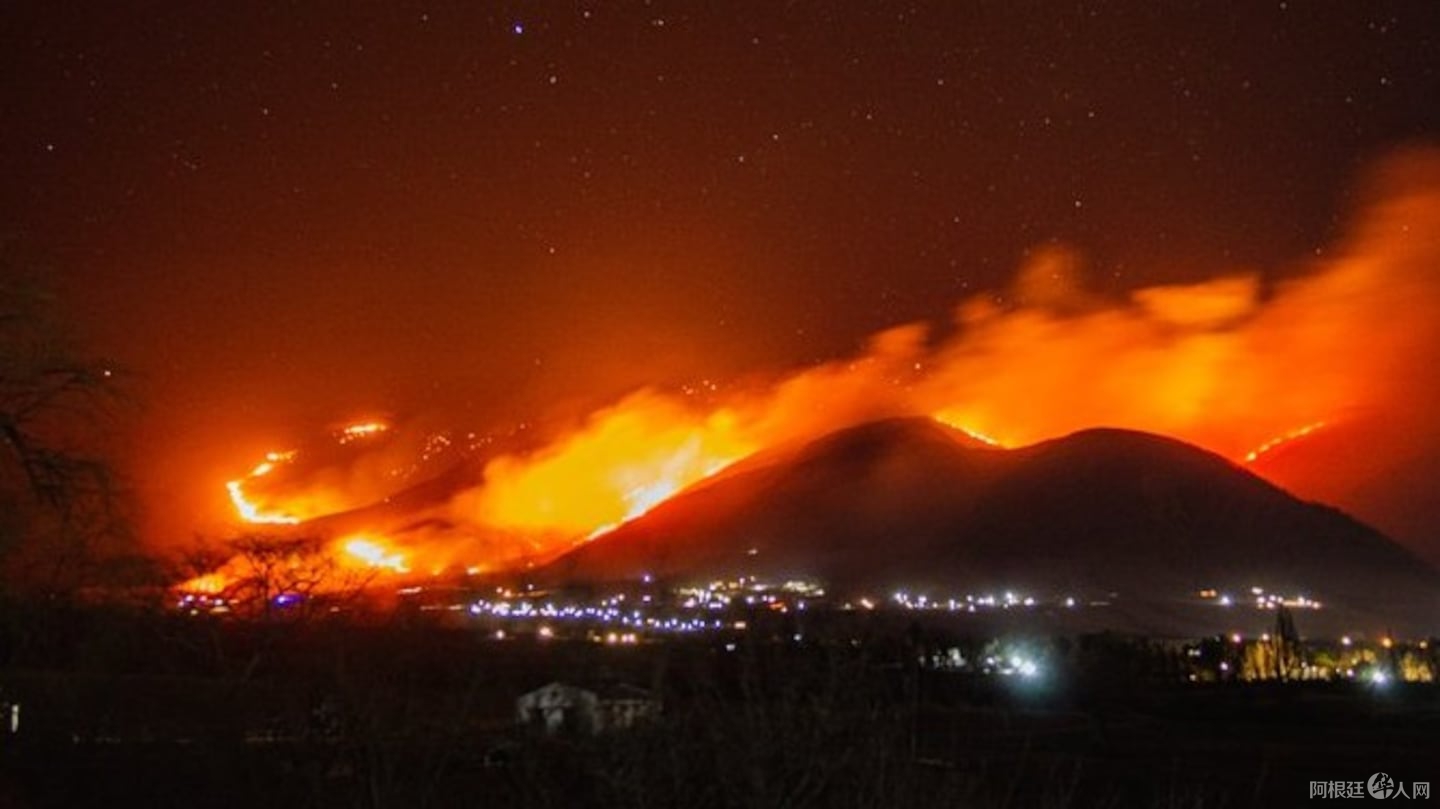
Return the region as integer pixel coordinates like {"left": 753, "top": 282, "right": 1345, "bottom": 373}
{"left": 177, "top": 571, "right": 231, "bottom": 595}
{"left": 440, "top": 157, "right": 1440, "bottom": 567}
{"left": 225, "top": 448, "right": 302, "bottom": 525}
{"left": 226, "top": 480, "right": 301, "bottom": 525}
{"left": 223, "top": 445, "right": 370, "bottom": 526}
{"left": 1244, "top": 421, "right": 1328, "bottom": 464}
{"left": 185, "top": 150, "right": 1440, "bottom": 592}
{"left": 340, "top": 535, "right": 410, "bottom": 573}
{"left": 933, "top": 411, "right": 1007, "bottom": 447}
{"left": 337, "top": 420, "right": 389, "bottom": 444}
{"left": 464, "top": 395, "right": 756, "bottom": 538}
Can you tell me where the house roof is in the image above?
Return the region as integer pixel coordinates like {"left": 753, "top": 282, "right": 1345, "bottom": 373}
{"left": 520, "top": 680, "right": 656, "bottom": 703}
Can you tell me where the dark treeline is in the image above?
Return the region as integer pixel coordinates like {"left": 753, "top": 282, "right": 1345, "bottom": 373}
{"left": 3, "top": 603, "right": 1439, "bottom": 808}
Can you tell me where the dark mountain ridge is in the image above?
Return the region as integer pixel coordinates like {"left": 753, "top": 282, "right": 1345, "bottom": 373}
{"left": 539, "top": 418, "right": 1440, "bottom": 634}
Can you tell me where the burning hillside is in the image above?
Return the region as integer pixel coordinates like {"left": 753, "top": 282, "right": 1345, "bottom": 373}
{"left": 537, "top": 418, "right": 1440, "bottom": 636}
{"left": 185, "top": 149, "right": 1440, "bottom": 593}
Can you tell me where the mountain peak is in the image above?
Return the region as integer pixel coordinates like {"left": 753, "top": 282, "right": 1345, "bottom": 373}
{"left": 540, "top": 418, "right": 1440, "bottom": 635}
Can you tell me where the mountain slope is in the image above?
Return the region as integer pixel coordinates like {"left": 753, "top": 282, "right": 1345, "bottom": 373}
{"left": 539, "top": 418, "right": 1440, "bottom": 632}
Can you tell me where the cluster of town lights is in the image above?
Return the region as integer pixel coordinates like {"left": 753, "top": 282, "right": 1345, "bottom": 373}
{"left": 467, "top": 596, "right": 724, "bottom": 636}
{"left": 1199, "top": 586, "right": 1322, "bottom": 610}
{"left": 885, "top": 590, "right": 1086, "bottom": 612}
{"left": 170, "top": 574, "right": 1437, "bottom": 685}
{"left": 675, "top": 576, "right": 825, "bottom": 613}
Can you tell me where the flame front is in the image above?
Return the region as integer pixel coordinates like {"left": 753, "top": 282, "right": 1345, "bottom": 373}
{"left": 468, "top": 399, "right": 754, "bottom": 537}
{"left": 338, "top": 421, "right": 389, "bottom": 443}
{"left": 178, "top": 572, "right": 230, "bottom": 595}
{"left": 341, "top": 535, "right": 409, "bottom": 573}
{"left": 442, "top": 151, "right": 1440, "bottom": 564}
{"left": 934, "top": 411, "right": 1008, "bottom": 448}
{"left": 192, "top": 149, "right": 1440, "bottom": 590}
{"left": 226, "top": 450, "right": 301, "bottom": 525}
{"left": 224, "top": 422, "right": 399, "bottom": 527}
{"left": 1244, "top": 421, "right": 1328, "bottom": 464}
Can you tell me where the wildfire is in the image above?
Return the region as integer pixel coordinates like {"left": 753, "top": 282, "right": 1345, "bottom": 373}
{"left": 1244, "top": 422, "right": 1328, "bottom": 464}
{"left": 171, "top": 532, "right": 410, "bottom": 609}
{"left": 183, "top": 150, "right": 1440, "bottom": 596}
{"left": 933, "top": 411, "right": 1007, "bottom": 448}
{"left": 177, "top": 571, "right": 230, "bottom": 595}
{"left": 226, "top": 450, "right": 301, "bottom": 525}
{"left": 340, "top": 535, "right": 410, "bottom": 573}
{"left": 218, "top": 423, "right": 391, "bottom": 529}
{"left": 338, "top": 420, "right": 389, "bottom": 443}
{"left": 469, "top": 396, "right": 755, "bottom": 537}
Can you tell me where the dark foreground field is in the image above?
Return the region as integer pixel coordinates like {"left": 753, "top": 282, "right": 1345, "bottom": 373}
{"left": 1, "top": 608, "right": 1436, "bottom": 808}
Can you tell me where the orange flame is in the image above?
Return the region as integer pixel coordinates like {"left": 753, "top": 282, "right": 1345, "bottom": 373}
{"left": 338, "top": 420, "right": 389, "bottom": 443}
{"left": 1244, "top": 421, "right": 1328, "bottom": 464}
{"left": 189, "top": 149, "right": 1440, "bottom": 588}
{"left": 453, "top": 151, "right": 1440, "bottom": 563}
{"left": 177, "top": 571, "right": 231, "bottom": 595}
{"left": 464, "top": 397, "right": 755, "bottom": 537}
{"left": 340, "top": 535, "right": 410, "bottom": 573}
{"left": 226, "top": 449, "right": 301, "bottom": 525}
{"left": 934, "top": 411, "right": 1008, "bottom": 448}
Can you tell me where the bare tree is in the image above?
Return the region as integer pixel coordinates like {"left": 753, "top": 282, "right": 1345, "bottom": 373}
{"left": 172, "top": 532, "right": 378, "bottom": 687}
{"left": 0, "top": 267, "right": 129, "bottom": 595}
{"left": 186, "top": 533, "right": 377, "bottom": 624}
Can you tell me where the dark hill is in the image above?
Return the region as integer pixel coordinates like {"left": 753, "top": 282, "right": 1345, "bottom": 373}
{"left": 1249, "top": 415, "right": 1440, "bottom": 568}
{"left": 539, "top": 418, "right": 1440, "bottom": 635}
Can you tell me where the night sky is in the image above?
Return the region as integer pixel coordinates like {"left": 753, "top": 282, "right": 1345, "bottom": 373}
{"left": 3, "top": 2, "right": 1439, "bottom": 542}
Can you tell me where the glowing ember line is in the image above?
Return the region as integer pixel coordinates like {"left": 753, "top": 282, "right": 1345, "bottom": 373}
{"left": 933, "top": 412, "right": 1006, "bottom": 447}
{"left": 226, "top": 448, "right": 301, "bottom": 524}
{"left": 226, "top": 480, "right": 301, "bottom": 525}
{"left": 584, "top": 523, "right": 618, "bottom": 541}
{"left": 1244, "top": 421, "right": 1327, "bottom": 464}
{"left": 956, "top": 426, "right": 1004, "bottom": 448}
{"left": 338, "top": 421, "right": 389, "bottom": 443}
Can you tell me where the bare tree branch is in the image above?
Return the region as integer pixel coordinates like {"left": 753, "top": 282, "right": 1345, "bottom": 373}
{"left": 0, "top": 267, "right": 131, "bottom": 596}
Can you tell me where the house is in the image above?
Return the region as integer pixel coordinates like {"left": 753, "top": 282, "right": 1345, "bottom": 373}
{"left": 515, "top": 681, "right": 659, "bottom": 735}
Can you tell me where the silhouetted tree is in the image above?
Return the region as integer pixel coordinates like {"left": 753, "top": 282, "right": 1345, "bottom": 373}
{"left": 185, "top": 533, "right": 376, "bottom": 624}
{"left": 1272, "top": 605, "right": 1303, "bottom": 681}
{"left": 0, "top": 265, "right": 129, "bottom": 596}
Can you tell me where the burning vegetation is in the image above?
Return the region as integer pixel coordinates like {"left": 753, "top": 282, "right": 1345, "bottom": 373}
{"left": 181, "top": 150, "right": 1440, "bottom": 597}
